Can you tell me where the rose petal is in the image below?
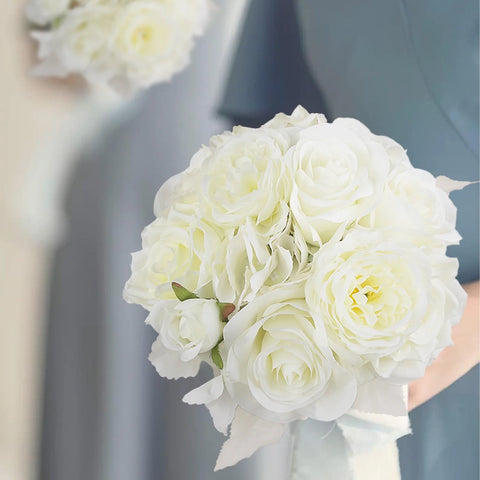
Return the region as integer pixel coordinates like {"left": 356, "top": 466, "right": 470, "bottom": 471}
{"left": 436, "top": 176, "right": 477, "bottom": 194}
{"left": 215, "top": 408, "right": 285, "bottom": 471}
{"left": 183, "top": 376, "right": 236, "bottom": 434}
{"left": 352, "top": 380, "right": 407, "bottom": 416}
{"left": 207, "top": 388, "right": 237, "bottom": 435}
{"left": 148, "top": 337, "right": 201, "bottom": 379}
{"left": 300, "top": 367, "right": 357, "bottom": 422}
{"left": 184, "top": 375, "right": 224, "bottom": 404}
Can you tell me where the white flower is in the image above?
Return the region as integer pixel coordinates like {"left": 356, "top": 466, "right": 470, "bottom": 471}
{"left": 123, "top": 210, "right": 222, "bottom": 310}
{"left": 213, "top": 217, "right": 310, "bottom": 305}
{"left": 184, "top": 378, "right": 286, "bottom": 469}
{"left": 147, "top": 298, "right": 223, "bottom": 379}
{"left": 26, "top": 0, "right": 71, "bottom": 25}
{"left": 30, "top": 0, "right": 212, "bottom": 92}
{"left": 262, "top": 105, "right": 327, "bottom": 129}
{"left": 149, "top": 0, "right": 213, "bottom": 36}
{"left": 183, "top": 375, "right": 236, "bottom": 434}
{"left": 195, "top": 127, "right": 292, "bottom": 229}
{"left": 32, "top": 5, "right": 116, "bottom": 82}
{"left": 360, "top": 167, "right": 461, "bottom": 246}
{"left": 112, "top": 1, "right": 194, "bottom": 89}
{"left": 153, "top": 158, "right": 206, "bottom": 218}
{"left": 122, "top": 107, "right": 473, "bottom": 473}
{"left": 305, "top": 228, "right": 467, "bottom": 383}
{"left": 219, "top": 220, "right": 293, "bottom": 304}
{"left": 288, "top": 118, "right": 394, "bottom": 245}
{"left": 223, "top": 286, "right": 357, "bottom": 423}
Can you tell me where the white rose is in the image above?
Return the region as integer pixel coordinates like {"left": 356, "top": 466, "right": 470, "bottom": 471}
{"left": 262, "top": 105, "right": 327, "bottom": 129}
{"left": 332, "top": 118, "right": 412, "bottom": 170}
{"left": 123, "top": 210, "right": 222, "bottom": 310}
{"left": 26, "top": 0, "right": 70, "bottom": 25}
{"left": 360, "top": 167, "right": 461, "bottom": 246}
{"left": 196, "top": 127, "right": 292, "bottom": 229}
{"left": 305, "top": 228, "right": 467, "bottom": 383}
{"left": 112, "top": 1, "right": 194, "bottom": 88}
{"left": 153, "top": 148, "right": 210, "bottom": 218}
{"left": 288, "top": 118, "right": 394, "bottom": 245}
{"left": 214, "top": 218, "right": 302, "bottom": 305}
{"left": 223, "top": 286, "right": 357, "bottom": 423}
{"left": 147, "top": 298, "right": 224, "bottom": 379}
{"left": 32, "top": 5, "right": 116, "bottom": 81}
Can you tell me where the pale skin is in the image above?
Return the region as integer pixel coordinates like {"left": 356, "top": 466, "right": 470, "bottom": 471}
{"left": 408, "top": 280, "right": 480, "bottom": 411}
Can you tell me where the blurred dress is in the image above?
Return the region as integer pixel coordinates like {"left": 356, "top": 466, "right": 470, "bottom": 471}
{"left": 219, "top": 0, "right": 479, "bottom": 479}
{"left": 38, "top": 2, "right": 257, "bottom": 480}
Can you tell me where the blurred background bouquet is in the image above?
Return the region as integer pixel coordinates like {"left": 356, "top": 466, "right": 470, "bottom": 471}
{"left": 28, "top": 0, "right": 213, "bottom": 93}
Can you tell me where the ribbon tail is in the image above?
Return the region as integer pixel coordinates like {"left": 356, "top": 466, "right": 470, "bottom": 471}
{"left": 349, "top": 441, "right": 401, "bottom": 480}
{"left": 337, "top": 386, "right": 410, "bottom": 479}
{"left": 286, "top": 385, "right": 410, "bottom": 479}
{"left": 288, "top": 414, "right": 409, "bottom": 479}
{"left": 289, "top": 420, "right": 353, "bottom": 480}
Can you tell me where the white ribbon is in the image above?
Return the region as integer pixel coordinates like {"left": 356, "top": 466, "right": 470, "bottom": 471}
{"left": 289, "top": 387, "right": 410, "bottom": 480}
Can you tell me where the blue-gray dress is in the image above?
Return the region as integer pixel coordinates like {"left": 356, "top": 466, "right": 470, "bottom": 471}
{"left": 219, "top": 0, "right": 479, "bottom": 478}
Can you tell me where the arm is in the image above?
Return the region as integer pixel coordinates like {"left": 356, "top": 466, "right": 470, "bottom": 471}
{"left": 408, "top": 280, "right": 480, "bottom": 411}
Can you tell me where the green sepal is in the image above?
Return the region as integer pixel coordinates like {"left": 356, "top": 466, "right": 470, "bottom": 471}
{"left": 171, "top": 282, "right": 198, "bottom": 302}
{"left": 211, "top": 343, "right": 223, "bottom": 370}
{"left": 52, "top": 17, "right": 63, "bottom": 28}
{"left": 217, "top": 302, "right": 235, "bottom": 321}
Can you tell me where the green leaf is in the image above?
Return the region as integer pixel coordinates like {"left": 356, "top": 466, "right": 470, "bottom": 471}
{"left": 211, "top": 344, "right": 223, "bottom": 370}
{"left": 52, "top": 17, "right": 62, "bottom": 28}
{"left": 171, "top": 282, "right": 198, "bottom": 302}
{"left": 217, "top": 302, "right": 235, "bottom": 321}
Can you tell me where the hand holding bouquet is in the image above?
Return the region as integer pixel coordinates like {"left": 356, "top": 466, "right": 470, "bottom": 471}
{"left": 124, "top": 106, "right": 469, "bottom": 477}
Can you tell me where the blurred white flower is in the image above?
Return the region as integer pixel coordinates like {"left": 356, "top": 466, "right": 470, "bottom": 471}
{"left": 26, "top": 0, "right": 71, "bottom": 25}
{"left": 112, "top": 1, "right": 193, "bottom": 89}
{"left": 150, "top": 0, "right": 213, "bottom": 36}
{"left": 29, "top": 0, "right": 214, "bottom": 93}
{"left": 32, "top": 5, "right": 116, "bottom": 82}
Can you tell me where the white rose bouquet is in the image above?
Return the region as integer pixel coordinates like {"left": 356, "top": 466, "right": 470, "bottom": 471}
{"left": 124, "top": 106, "right": 470, "bottom": 478}
{"left": 27, "top": 0, "right": 213, "bottom": 93}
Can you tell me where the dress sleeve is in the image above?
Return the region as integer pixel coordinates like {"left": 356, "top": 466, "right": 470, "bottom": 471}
{"left": 218, "top": 0, "right": 329, "bottom": 125}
